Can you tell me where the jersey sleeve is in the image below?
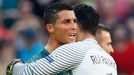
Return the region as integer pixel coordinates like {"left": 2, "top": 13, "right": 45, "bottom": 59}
{"left": 20, "top": 43, "right": 85, "bottom": 75}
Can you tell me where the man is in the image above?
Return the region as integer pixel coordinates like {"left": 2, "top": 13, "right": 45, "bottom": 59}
{"left": 28, "top": 2, "right": 77, "bottom": 75}
{"left": 7, "top": 4, "right": 117, "bottom": 75}
{"left": 28, "top": 2, "right": 77, "bottom": 63}
{"left": 7, "top": 2, "right": 77, "bottom": 75}
{"left": 96, "top": 24, "right": 114, "bottom": 54}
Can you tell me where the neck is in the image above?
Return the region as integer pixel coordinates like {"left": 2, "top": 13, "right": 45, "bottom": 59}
{"left": 77, "top": 31, "right": 96, "bottom": 41}
{"left": 45, "top": 37, "right": 63, "bottom": 53}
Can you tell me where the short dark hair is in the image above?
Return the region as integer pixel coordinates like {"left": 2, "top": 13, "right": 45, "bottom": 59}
{"left": 43, "top": 2, "right": 73, "bottom": 25}
{"left": 74, "top": 4, "right": 100, "bottom": 35}
{"left": 97, "top": 23, "right": 111, "bottom": 33}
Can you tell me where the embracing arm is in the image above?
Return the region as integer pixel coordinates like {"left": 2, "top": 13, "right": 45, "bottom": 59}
{"left": 11, "top": 43, "right": 85, "bottom": 75}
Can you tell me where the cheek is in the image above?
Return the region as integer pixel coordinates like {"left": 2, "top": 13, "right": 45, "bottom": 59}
{"left": 55, "top": 28, "right": 68, "bottom": 39}
{"left": 104, "top": 44, "right": 111, "bottom": 52}
{"left": 55, "top": 25, "right": 69, "bottom": 33}
{"left": 101, "top": 43, "right": 108, "bottom": 50}
{"left": 61, "top": 28, "right": 70, "bottom": 36}
{"left": 57, "top": 28, "right": 69, "bottom": 35}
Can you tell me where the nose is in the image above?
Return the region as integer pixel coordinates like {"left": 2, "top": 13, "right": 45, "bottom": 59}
{"left": 109, "top": 45, "right": 114, "bottom": 54}
{"left": 71, "top": 21, "right": 77, "bottom": 30}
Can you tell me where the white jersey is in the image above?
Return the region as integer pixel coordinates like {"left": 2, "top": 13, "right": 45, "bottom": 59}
{"left": 72, "top": 39, "right": 117, "bottom": 75}
{"left": 13, "top": 38, "right": 117, "bottom": 75}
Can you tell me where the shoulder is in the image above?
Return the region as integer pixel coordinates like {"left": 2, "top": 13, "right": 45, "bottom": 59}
{"left": 58, "top": 42, "right": 82, "bottom": 49}
{"left": 53, "top": 42, "right": 85, "bottom": 54}
{"left": 28, "top": 49, "right": 49, "bottom": 63}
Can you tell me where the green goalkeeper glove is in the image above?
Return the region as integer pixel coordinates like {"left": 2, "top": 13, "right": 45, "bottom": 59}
{"left": 6, "top": 59, "right": 22, "bottom": 75}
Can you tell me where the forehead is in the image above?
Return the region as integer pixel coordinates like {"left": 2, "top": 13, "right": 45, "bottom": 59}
{"left": 57, "top": 10, "right": 76, "bottom": 19}
{"left": 101, "top": 30, "right": 111, "bottom": 41}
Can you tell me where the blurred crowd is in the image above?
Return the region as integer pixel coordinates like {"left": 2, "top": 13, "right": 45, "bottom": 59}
{"left": 0, "top": 0, "right": 134, "bottom": 75}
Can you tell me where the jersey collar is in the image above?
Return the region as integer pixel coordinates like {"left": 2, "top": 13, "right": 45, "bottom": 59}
{"left": 83, "top": 38, "right": 97, "bottom": 43}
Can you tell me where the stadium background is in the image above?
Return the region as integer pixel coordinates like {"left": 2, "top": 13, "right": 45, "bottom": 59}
{"left": 0, "top": 0, "right": 134, "bottom": 75}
